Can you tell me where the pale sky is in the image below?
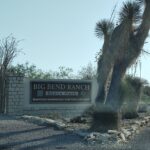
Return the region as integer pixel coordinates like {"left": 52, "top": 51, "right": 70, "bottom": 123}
{"left": 0, "top": 0, "right": 149, "bottom": 82}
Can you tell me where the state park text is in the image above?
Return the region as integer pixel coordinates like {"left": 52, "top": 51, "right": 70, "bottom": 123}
{"left": 30, "top": 81, "right": 92, "bottom": 103}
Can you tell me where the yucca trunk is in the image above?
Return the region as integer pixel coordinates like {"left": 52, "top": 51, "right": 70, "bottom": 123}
{"left": 96, "top": 23, "right": 131, "bottom": 103}
{"left": 106, "top": 63, "right": 126, "bottom": 111}
{"left": 96, "top": 52, "right": 114, "bottom": 103}
{"left": 96, "top": 34, "right": 113, "bottom": 103}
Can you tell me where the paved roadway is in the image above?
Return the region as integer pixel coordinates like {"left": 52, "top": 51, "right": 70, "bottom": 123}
{"left": 0, "top": 115, "right": 150, "bottom": 150}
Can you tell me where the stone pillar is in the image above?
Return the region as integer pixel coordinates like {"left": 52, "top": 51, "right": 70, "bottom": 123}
{"left": 6, "top": 76, "right": 24, "bottom": 115}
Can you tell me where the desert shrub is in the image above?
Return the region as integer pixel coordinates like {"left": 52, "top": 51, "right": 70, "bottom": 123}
{"left": 121, "top": 76, "right": 146, "bottom": 118}
{"left": 140, "top": 85, "right": 150, "bottom": 105}
{"left": 143, "top": 85, "right": 150, "bottom": 97}
{"left": 82, "top": 105, "right": 97, "bottom": 117}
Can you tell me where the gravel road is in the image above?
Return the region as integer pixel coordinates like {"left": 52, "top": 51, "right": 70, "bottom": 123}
{"left": 0, "top": 115, "right": 150, "bottom": 150}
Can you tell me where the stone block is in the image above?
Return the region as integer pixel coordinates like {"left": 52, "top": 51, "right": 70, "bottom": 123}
{"left": 11, "top": 84, "right": 17, "bottom": 88}
{"left": 8, "top": 87, "right": 15, "bottom": 92}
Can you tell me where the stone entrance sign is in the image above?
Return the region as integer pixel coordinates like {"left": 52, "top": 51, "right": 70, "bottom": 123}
{"left": 6, "top": 76, "right": 97, "bottom": 117}
{"left": 30, "top": 80, "right": 92, "bottom": 103}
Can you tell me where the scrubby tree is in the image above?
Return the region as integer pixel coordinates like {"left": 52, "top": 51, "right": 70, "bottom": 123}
{"left": 9, "top": 63, "right": 74, "bottom": 79}
{"left": 9, "top": 62, "right": 49, "bottom": 79}
{"left": 0, "top": 36, "right": 20, "bottom": 113}
{"left": 121, "top": 76, "right": 147, "bottom": 118}
{"left": 77, "top": 62, "right": 96, "bottom": 80}
{"left": 143, "top": 85, "right": 150, "bottom": 96}
{"left": 53, "top": 66, "right": 74, "bottom": 79}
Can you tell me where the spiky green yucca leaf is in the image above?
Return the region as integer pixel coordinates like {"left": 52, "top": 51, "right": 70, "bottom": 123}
{"left": 119, "top": 1, "right": 141, "bottom": 23}
{"left": 137, "top": 0, "right": 150, "bottom": 4}
{"left": 137, "top": 0, "right": 144, "bottom": 4}
{"left": 95, "top": 20, "right": 114, "bottom": 38}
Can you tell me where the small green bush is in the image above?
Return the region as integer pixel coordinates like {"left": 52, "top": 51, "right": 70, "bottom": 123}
{"left": 121, "top": 76, "right": 146, "bottom": 118}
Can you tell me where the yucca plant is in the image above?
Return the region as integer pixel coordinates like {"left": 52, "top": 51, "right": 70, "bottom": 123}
{"left": 96, "top": 0, "right": 150, "bottom": 109}
{"left": 93, "top": 0, "right": 150, "bottom": 131}
{"left": 119, "top": 1, "right": 141, "bottom": 23}
{"left": 95, "top": 20, "right": 114, "bottom": 39}
{"left": 95, "top": 20, "right": 114, "bottom": 102}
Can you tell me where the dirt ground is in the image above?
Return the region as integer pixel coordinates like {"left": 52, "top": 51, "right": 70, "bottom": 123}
{"left": 0, "top": 115, "right": 150, "bottom": 150}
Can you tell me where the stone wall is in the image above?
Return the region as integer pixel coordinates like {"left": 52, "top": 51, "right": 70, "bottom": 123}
{"left": 6, "top": 76, "right": 150, "bottom": 117}
{"left": 5, "top": 77, "right": 98, "bottom": 118}
{"left": 6, "top": 76, "right": 24, "bottom": 115}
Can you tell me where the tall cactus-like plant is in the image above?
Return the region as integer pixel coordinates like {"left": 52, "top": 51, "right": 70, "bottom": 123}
{"left": 95, "top": 0, "right": 150, "bottom": 111}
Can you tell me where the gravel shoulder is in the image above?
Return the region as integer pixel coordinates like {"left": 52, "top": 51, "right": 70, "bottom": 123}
{"left": 0, "top": 115, "right": 82, "bottom": 150}
{"left": 0, "top": 115, "right": 150, "bottom": 150}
